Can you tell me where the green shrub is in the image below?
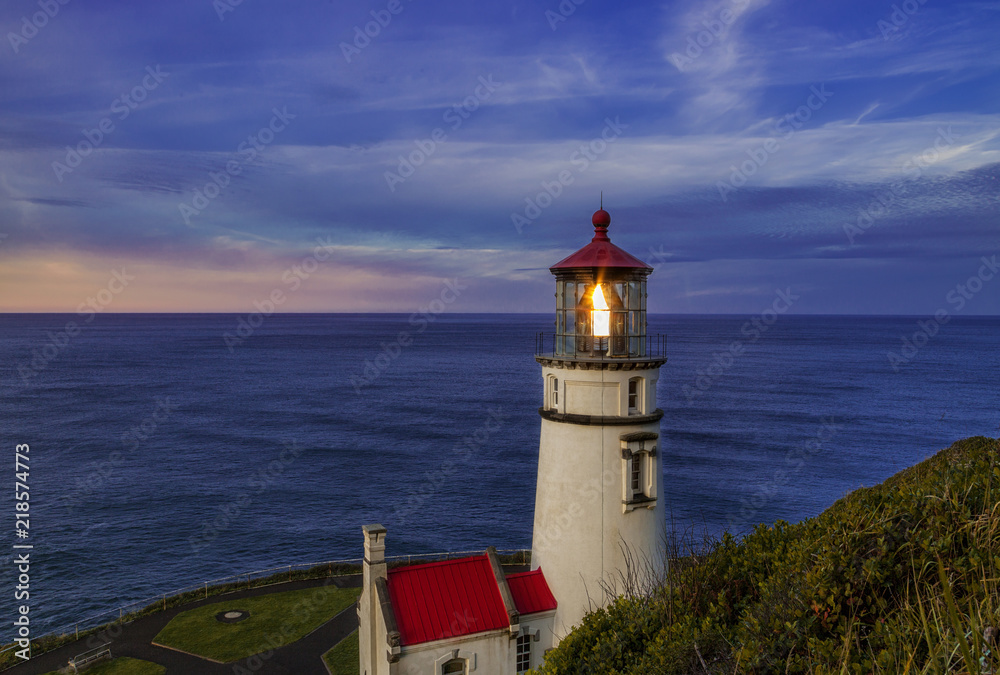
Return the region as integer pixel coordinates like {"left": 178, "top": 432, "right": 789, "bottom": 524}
{"left": 537, "top": 436, "right": 1000, "bottom": 675}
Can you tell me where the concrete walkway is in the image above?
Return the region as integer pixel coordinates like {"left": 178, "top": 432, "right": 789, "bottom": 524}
{"left": 3, "top": 575, "right": 363, "bottom": 675}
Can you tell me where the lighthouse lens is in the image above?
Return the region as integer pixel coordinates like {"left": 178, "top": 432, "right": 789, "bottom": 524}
{"left": 592, "top": 285, "right": 610, "bottom": 337}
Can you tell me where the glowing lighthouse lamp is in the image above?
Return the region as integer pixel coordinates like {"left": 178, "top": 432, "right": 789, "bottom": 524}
{"left": 592, "top": 284, "right": 611, "bottom": 338}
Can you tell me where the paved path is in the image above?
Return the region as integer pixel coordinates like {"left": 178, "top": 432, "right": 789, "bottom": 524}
{"left": 3, "top": 575, "right": 363, "bottom": 675}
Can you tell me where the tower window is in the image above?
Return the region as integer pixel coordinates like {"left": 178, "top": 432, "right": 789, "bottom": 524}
{"left": 630, "top": 455, "right": 642, "bottom": 494}
{"left": 550, "top": 376, "right": 559, "bottom": 410}
{"left": 516, "top": 632, "right": 532, "bottom": 672}
{"left": 627, "top": 377, "right": 643, "bottom": 415}
{"left": 620, "top": 434, "right": 658, "bottom": 511}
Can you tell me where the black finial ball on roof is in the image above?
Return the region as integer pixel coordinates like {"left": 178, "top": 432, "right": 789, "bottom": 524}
{"left": 592, "top": 209, "right": 611, "bottom": 227}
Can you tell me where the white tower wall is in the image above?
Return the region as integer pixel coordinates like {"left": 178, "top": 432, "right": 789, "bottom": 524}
{"left": 531, "top": 360, "right": 666, "bottom": 637}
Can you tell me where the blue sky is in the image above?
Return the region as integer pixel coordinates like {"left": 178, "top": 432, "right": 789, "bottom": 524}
{"left": 1, "top": 0, "right": 997, "bottom": 313}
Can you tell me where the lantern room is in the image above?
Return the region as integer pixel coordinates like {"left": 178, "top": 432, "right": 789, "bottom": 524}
{"left": 548, "top": 208, "right": 652, "bottom": 358}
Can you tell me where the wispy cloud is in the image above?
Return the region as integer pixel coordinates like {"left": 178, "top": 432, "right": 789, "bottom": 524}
{"left": 0, "top": 0, "right": 998, "bottom": 313}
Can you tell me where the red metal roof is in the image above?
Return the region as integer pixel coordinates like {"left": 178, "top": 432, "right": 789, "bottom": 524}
{"left": 507, "top": 569, "right": 558, "bottom": 615}
{"left": 386, "top": 555, "right": 509, "bottom": 646}
{"left": 551, "top": 209, "right": 653, "bottom": 272}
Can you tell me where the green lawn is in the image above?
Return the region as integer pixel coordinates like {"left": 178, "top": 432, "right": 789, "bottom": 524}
{"left": 322, "top": 630, "right": 359, "bottom": 675}
{"left": 153, "top": 585, "right": 360, "bottom": 663}
{"left": 42, "top": 656, "right": 166, "bottom": 675}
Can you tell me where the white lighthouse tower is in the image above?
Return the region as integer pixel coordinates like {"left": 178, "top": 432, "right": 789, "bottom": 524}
{"left": 530, "top": 207, "right": 666, "bottom": 637}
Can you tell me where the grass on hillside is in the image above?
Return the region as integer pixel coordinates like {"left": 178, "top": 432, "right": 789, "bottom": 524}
{"left": 322, "top": 630, "right": 359, "bottom": 675}
{"left": 153, "top": 585, "right": 360, "bottom": 663}
{"left": 41, "top": 656, "right": 165, "bottom": 675}
{"left": 537, "top": 436, "right": 1000, "bottom": 675}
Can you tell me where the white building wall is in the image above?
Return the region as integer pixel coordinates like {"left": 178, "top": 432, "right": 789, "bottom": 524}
{"left": 518, "top": 612, "right": 557, "bottom": 673}
{"left": 392, "top": 612, "right": 556, "bottom": 675}
{"left": 395, "top": 630, "right": 511, "bottom": 675}
{"left": 359, "top": 580, "right": 374, "bottom": 675}
{"left": 532, "top": 362, "right": 666, "bottom": 638}
{"left": 371, "top": 601, "right": 393, "bottom": 675}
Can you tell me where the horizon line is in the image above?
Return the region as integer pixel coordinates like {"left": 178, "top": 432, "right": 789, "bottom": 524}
{"left": 1, "top": 311, "right": 999, "bottom": 318}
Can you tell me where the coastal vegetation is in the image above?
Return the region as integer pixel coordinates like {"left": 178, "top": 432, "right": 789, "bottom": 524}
{"left": 538, "top": 436, "right": 1000, "bottom": 674}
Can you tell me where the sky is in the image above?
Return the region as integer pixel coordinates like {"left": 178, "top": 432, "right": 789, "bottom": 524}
{"left": 0, "top": 0, "right": 998, "bottom": 314}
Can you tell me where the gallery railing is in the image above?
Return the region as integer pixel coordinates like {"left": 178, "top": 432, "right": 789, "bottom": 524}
{"left": 535, "top": 332, "right": 667, "bottom": 359}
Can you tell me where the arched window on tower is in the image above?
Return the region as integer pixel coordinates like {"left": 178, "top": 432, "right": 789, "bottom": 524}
{"left": 620, "top": 432, "right": 658, "bottom": 512}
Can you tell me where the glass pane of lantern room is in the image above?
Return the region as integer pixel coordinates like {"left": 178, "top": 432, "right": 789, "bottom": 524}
{"left": 613, "top": 311, "right": 626, "bottom": 336}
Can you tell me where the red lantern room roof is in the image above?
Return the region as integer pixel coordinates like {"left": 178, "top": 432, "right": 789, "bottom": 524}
{"left": 550, "top": 209, "right": 652, "bottom": 272}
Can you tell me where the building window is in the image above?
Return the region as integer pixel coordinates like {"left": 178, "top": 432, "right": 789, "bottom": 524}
{"left": 627, "top": 377, "right": 642, "bottom": 414}
{"left": 442, "top": 658, "right": 466, "bottom": 674}
{"left": 516, "top": 632, "right": 532, "bottom": 672}
{"left": 550, "top": 376, "right": 559, "bottom": 410}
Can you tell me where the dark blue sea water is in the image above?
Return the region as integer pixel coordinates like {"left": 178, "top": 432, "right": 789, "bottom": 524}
{"left": 1, "top": 313, "right": 998, "bottom": 640}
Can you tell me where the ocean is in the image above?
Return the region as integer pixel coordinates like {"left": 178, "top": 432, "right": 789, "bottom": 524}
{"left": 1, "top": 313, "right": 998, "bottom": 640}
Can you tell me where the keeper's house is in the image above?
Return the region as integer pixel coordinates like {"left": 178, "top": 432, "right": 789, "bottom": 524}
{"left": 359, "top": 525, "right": 557, "bottom": 675}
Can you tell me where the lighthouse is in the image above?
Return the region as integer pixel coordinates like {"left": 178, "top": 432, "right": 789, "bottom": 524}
{"left": 531, "top": 207, "right": 666, "bottom": 637}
